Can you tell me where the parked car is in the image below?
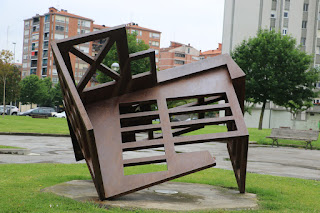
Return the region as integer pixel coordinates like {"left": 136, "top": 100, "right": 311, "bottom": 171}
{"left": 0, "top": 105, "right": 19, "bottom": 115}
{"left": 18, "top": 107, "right": 56, "bottom": 117}
{"left": 52, "top": 111, "right": 66, "bottom": 118}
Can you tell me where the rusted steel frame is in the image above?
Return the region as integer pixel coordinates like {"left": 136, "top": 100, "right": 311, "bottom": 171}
{"left": 52, "top": 41, "right": 105, "bottom": 200}
{"left": 69, "top": 46, "right": 120, "bottom": 80}
{"left": 77, "top": 37, "right": 114, "bottom": 92}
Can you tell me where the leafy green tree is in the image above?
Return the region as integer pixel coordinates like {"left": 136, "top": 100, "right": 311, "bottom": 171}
{"left": 0, "top": 50, "right": 15, "bottom": 118}
{"left": 0, "top": 64, "right": 20, "bottom": 104}
{"left": 38, "top": 77, "right": 53, "bottom": 107}
{"left": 51, "top": 82, "right": 63, "bottom": 108}
{"left": 19, "top": 75, "right": 47, "bottom": 107}
{"left": 232, "top": 29, "right": 319, "bottom": 129}
{"left": 97, "top": 32, "right": 150, "bottom": 83}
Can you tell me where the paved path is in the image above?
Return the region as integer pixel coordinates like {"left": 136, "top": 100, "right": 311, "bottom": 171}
{"left": 0, "top": 135, "right": 319, "bottom": 180}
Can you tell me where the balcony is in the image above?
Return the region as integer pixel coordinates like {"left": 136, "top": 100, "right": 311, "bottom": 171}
{"left": 30, "top": 61, "right": 38, "bottom": 68}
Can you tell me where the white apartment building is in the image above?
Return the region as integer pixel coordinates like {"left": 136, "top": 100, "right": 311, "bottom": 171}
{"left": 223, "top": 0, "right": 320, "bottom": 66}
{"left": 222, "top": 0, "right": 320, "bottom": 130}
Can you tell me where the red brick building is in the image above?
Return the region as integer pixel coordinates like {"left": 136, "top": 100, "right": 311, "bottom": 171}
{"left": 158, "top": 42, "right": 200, "bottom": 71}
{"left": 22, "top": 8, "right": 161, "bottom": 84}
{"left": 200, "top": 43, "right": 222, "bottom": 59}
{"left": 159, "top": 42, "right": 222, "bottom": 71}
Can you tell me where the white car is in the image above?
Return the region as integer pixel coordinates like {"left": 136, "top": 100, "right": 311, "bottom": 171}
{"left": 53, "top": 111, "right": 66, "bottom": 118}
{"left": 0, "top": 105, "right": 19, "bottom": 115}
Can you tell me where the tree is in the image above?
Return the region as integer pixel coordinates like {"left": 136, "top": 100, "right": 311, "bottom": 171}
{"left": 0, "top": 50, "right": 15, "bottom": 118}
{"left": 231, "top": 29, "right": 319, "bottom": 129}
{"left": 285, "top": 100, "right": 314, "bottom": 129}
{"left": 0, "top": 64, "right": 20, "bottom": 104}
{"left": 51, "top": 82, "right": 63, "bottom": 109}
{"left": 19, "top": 75, "right": 47, "bottom": 107}
{"left": 97, "top": 32, "right": 150, "bottom": 83}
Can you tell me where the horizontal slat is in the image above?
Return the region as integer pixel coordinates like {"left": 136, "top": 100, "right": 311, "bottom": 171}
{"left": 123, "top": 155, "right": 166, "bottom": 167}
{"left": 171, "top": 116, "right": 234, "bottom": 129}
{"left": 122, "top": 138, "right": 164, "bottom": 151}
{"left": 173, "top": 130, "right": 248, "bottom": 145}
{"left": 121, "top": 123, "right": 161, "bottom": 133}
{"left": 129, "top": 49, "right": 155, "bottom": 61}
{"left": 119, "top": 110, "right": 159, "bottom": 119}
{"left": 169, "top": 103, "right": 230, "bottom": 115}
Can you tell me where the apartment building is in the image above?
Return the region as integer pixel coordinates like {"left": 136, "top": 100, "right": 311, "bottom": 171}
{"left": 22, "top": 8, "right": 161, "bottom": 84}
{"left": 199, "top": 43, "right": 222, "bottom": 59}
{"left": 222, "top": 0, "right": 320, "bottom": 130}
{"left": 158, "top": 41, "right": 200, "bottom": 70}
{"left": 222, "top": 0, "right": 320, "bottom": 67}
{"left": 126, "top": 22, "right": 161, "bottom": 67}
{"left": 22, "top": 7, "right": 93, "bottom": 84}
{"left": 159, "top": 42, "right": 222, "bottom": 70}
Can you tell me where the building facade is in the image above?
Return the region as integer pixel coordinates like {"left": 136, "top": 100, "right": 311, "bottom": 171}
{"left": 22, "top": 7, "right": 93, "bottom": 84}
{"left": 199, "top": 43, "right": 222, "bottom": 59}
{"left": 222, "top": 0, "right": 320, "bottom": 68}
{"left": 22, "top": 8, "right": 161, "bottom": 84}
{"left": 222, "top": 0, "right": 320, "bottom": 129}
{"left": 158, "top": 42, "right": 200, "bottom": 70}
{"left": 126, "top": 22, "right": 161, "bottom": 67}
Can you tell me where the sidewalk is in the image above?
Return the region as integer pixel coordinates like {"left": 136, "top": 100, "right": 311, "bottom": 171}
{"left": 0, "top": 135, "right": 319, "bottom": 180}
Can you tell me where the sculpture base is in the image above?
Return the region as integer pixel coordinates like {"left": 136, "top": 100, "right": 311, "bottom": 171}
{"left": 43, "top": 180, "right": 257, "bottom": 211}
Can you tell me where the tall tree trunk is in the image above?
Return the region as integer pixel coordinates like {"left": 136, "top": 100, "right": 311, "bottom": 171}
{"left": 258, "top": 101, "right": 266, "bottom": 130}
{"left": 2, "top": 78, "right": 5, "bottom": 118}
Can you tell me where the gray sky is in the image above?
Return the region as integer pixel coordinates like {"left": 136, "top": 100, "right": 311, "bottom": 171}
{"left": 0, "top": 0, "right": 225, "bottom": 63}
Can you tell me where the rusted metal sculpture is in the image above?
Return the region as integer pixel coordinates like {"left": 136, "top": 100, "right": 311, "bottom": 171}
{"left": 51, "top": 25, "right": 249, "bottom": 200}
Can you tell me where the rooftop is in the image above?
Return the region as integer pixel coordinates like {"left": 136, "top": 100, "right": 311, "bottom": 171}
{"left": 126, "top": 22, "right": 161, "bottom": 33}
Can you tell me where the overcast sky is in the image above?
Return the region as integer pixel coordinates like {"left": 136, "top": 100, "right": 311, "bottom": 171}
{"left": 0, "top": 0, "right": 225, "bottom": 63}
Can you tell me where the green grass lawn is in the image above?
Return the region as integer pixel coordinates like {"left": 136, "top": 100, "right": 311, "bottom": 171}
{"left": 185, "top": 125, "right": 320, "bottom": 150}
{"left": 0, "top": 116, "right": 69, "bottom": 135}
{"left": 0, "top": 164, "right": 319, "bottom": 212}
{"left": 0, "top": 145, "right": 24, "bottom": 149}
{"left": 1, "top": 116, "right": 320, "bottom": 149}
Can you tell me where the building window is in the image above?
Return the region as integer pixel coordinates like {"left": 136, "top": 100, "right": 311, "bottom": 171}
{"left": 30, "top": 68, "right": 37, "bottom": 75}
{"left": 303, "top": 3, "right": 309, "bottom": 12}
{"left": 31, "top": 42, "right": 38, "bottom": 50}
{"left": 45, "top": 15, "right": 50, "bottom": 22}
{"left": 32, "top": 34, "right": 39, "bottom": 40}
{"left": 270, "top": 11, "right": 276, "bottom": 18}
{"left": 284, "top": 12, "right": 289, "bottom": 18}
{"left": 30, "top": 60, "right": 37, "bottom": 68}
{"left": 42, "top": 68, "right": 47, "bottom": 76}
{"left": 43, "top": 50, "right": 48, "bottom": 58}
{"left": 282, "top": 28, "right": 288, "bottom": 35}
{"left": 302, "top": 21, "right": 307, "bottom": 28}
{"left": 55, "top": 25, "right": 64, "bottom": 31}
{"left": 44, "top": 32, "right": 49, "bottom": 40}
{"left": 175, "top": 53, "right": 185, "bottom": 58}
{"left": 22, "top": 63, "right": 28, "bottom": 68}
{"left": 44, "top": 23, "right": 50, "bottom": 32}
{"left": 300, "top": 37, "right": 306, "bottom": 46}
{"left": 32, "top": 25, "right": 39, "bottom": 32}
{"left": 174, "top": 60, "right": 185, "bottom": 65}
{"left": 155, "top": 49, "right": 159, "bottom": 55}
{"left": 43, "top": 41, "right": 49, "bottom": 49}
{"left": 55, "top": 15, "right": 65, "bottom": 23}
{"left": 42, "top": 59, "right": 48, "bottom": 66}
{"left": 149, "top": 41, "right": 159, "bottom": 47}
{"left": 155, "top": 58, "right": 159, "bottom": 63}
{"left": 149, "top": 32, "right": 160, "bottom": 39}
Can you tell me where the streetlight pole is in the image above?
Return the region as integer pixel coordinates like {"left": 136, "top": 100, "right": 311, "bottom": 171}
{"left": 12, "top": 42, "right": 16, "bottom": 64}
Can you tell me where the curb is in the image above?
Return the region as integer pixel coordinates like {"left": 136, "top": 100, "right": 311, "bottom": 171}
{"left": 0, "top": 148, "right": 30, "bottom": 155}
{"left": 0, "top": 132, "right": 70, "bottom": 137}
